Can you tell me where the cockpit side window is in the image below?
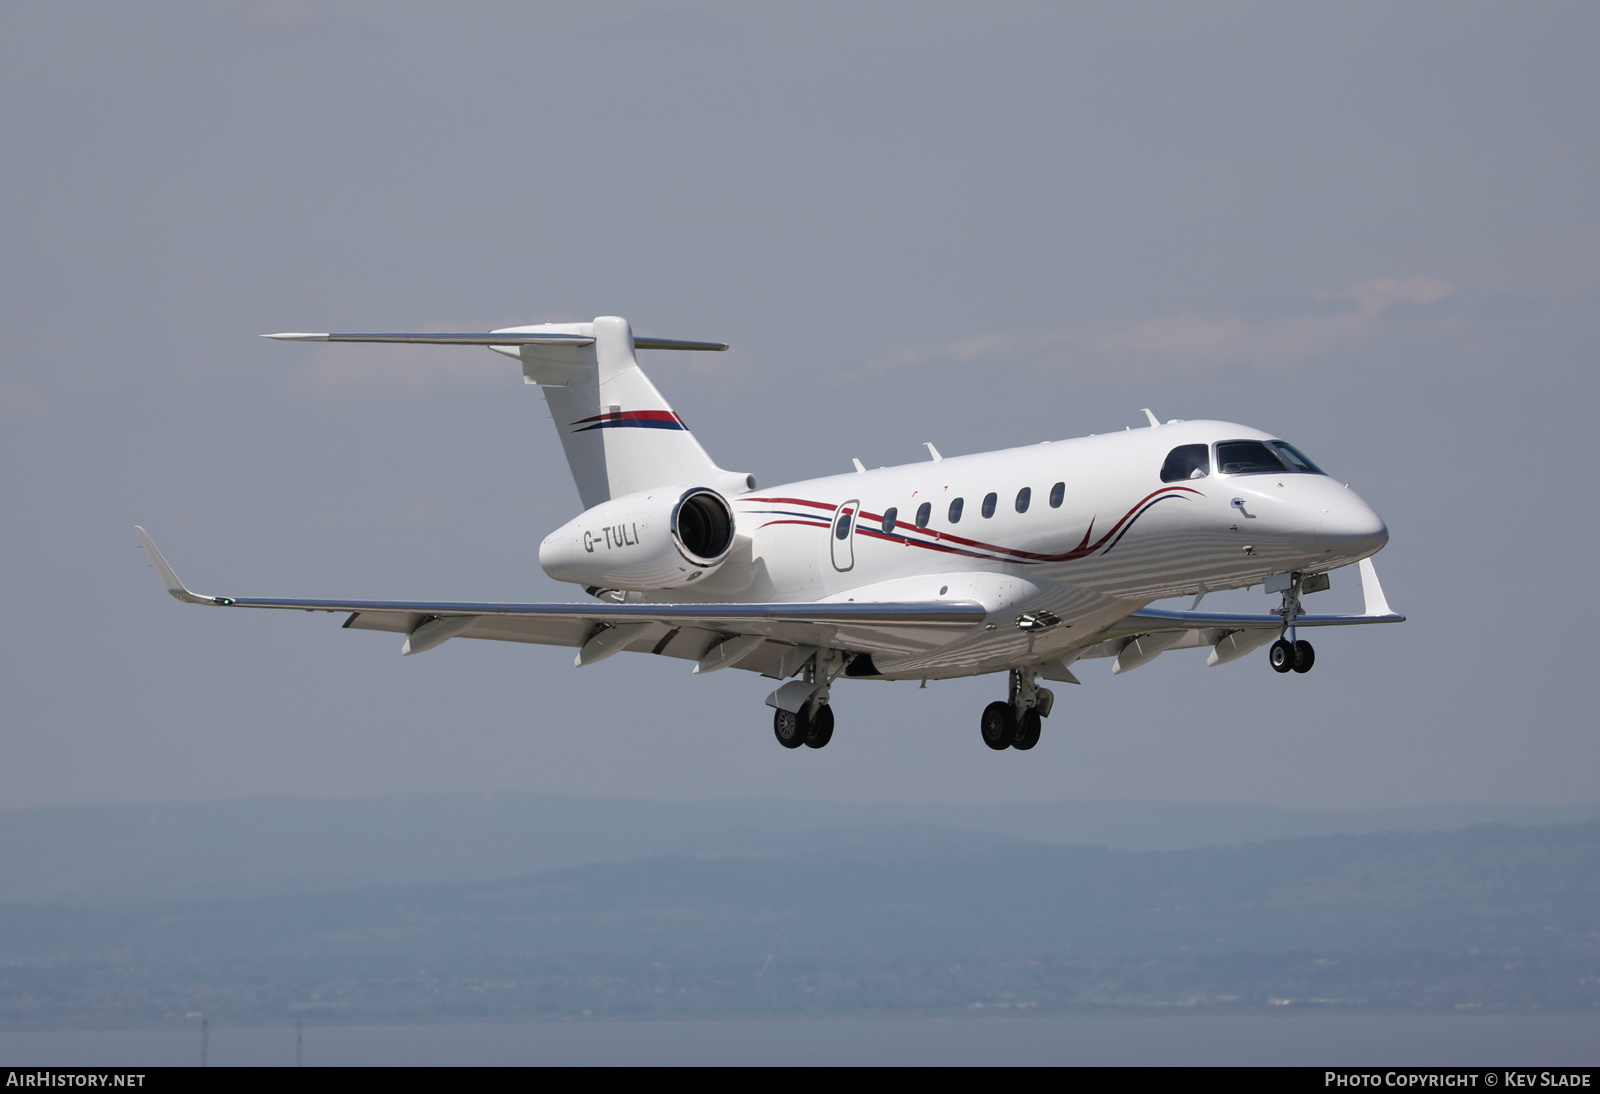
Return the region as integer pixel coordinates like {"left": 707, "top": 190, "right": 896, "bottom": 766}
{"left": 1160, "top": 444, "right": 1210, "bottom": 483}
{"left": 1270, "top": 441, "right": 1326, "bottom": 475}
{"left": 1215, "top": 440, "right": 1289, "bottom": 475}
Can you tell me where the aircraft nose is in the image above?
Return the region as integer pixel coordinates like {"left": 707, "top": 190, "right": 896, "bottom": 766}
{"left": 1319, "top": 501, "right": 1388, "bottom": 558}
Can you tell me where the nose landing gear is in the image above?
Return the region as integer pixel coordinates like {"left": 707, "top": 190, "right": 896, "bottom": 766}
{"left": 1268, "top": 638, "right": 1314, "bottom": 673}
{"left": 981, "top": 667, "right": 1052, "bottom": 750}
{"left": 1268, "top": 575, "right": 1317, "bottom": 674}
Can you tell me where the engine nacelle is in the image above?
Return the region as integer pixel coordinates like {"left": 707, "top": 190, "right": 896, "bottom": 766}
{"left": 538, "top": 486, "right": 736, "bottom": 591}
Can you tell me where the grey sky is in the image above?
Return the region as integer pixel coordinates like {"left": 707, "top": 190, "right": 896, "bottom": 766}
{"left": 1, "top": 1, "right": 1596, "bottom": 810}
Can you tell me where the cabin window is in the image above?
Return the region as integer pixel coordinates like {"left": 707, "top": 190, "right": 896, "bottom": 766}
{"left": 834, "top": 509, "right": 853, "bottom": 540}
{"left": 1049, "top": 482, "right": 1065, "bottom": 508}
{"left": 1215, "top": 440, "right": 1288, "bottom": 475}
{"left": 881, "top": 507, "right": 898, "bottom": 534}
{"left": 1269, "top": 441, "right": 1326, "bottom": 475}
{"left": 1015, "top": 487, "right": 1031, "bottom": 513}
{"left": 948, "top": 497, "right": 964, "bottom": 523}
{"left": 915, "top": 502, "right": 931, "bottom": 528}
{"left": 981, "top": 492, "right": 997, "bottom": 518}
{"left": 1160, "top": 444, "right": 1211, "bottom": 482}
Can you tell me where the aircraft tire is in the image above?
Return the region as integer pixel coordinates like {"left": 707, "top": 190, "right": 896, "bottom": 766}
{"left": 1269, "top": 639, "right": 1295, "bottom": 673}
{"left": 981, "top": 701, "right": 1015, "bottom": 750}
{"left": 773, "top": 708, "right": 806, "bottom": 749}
{"left": 1292, "top": 640, "right": 1315, "bottom": 674}
{"left": 804, "top": 704, "right": 834, "bottom": 748}
{"left": 1013, "top": 708, "right": 1042, "bottom": 751}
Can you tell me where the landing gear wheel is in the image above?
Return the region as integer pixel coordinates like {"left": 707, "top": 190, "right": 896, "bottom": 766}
{"left": 1013, "top": 708, "right": 1042, "bottom": 751}
{"left": 804, "top": 704, "right": 834, "bottom": 748}
{"left": 1269, "top": 639, "right": 1295, "bottom": 674}
{"left": 981, "top": 701, "right": 1016, "bottom": 750}
{"left": 1292, "top": 640, "right": 1315, "bottom": 674}
{"left": 773, "top": 707, "right": 806, "bottom": 749}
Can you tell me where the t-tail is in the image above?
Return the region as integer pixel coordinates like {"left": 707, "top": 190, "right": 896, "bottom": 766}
{"left": 266, "top": 315, "right": 753, "bottom": 509}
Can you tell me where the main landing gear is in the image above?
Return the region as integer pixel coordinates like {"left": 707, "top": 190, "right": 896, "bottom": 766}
{"left": 774, "top": 703, "right": 834, "bottom": 749}
{"left": 1269, "top": 638, "right": 1315, "bottom": 674}
{"left": 981, "top": 667, "right": 1053, "bottom": 751}
{"left": 772, "top": 647, "right": 837, "bottom": 749}
{"left": 1268, "top": 573, "right": 1316, "bottom": 674}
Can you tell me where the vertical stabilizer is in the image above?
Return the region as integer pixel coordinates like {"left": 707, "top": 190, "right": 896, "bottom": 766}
{"left": 502, "top": 316, "right": 743, "bottom": 508}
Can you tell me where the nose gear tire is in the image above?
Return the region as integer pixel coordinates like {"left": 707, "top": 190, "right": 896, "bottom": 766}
{"left": 1269, "top": 639, "right": 1295, "bottom": 673}
{"left": 1292, "top": 640, "right": 1315, "bottom": 673}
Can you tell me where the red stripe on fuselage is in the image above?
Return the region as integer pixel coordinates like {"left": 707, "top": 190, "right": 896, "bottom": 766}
{"left": 741, "top": 486, "right": 1202, "bottom": 564}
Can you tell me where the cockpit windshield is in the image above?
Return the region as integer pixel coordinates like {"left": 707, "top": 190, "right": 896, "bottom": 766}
{"left": 1269, "top": 441, "right": 1325, "bottom": 475}
{"left": 1215, "top": 439, "right": 1327, "bottom": 476}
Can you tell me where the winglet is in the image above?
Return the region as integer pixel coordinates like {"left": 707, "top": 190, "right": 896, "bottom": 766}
{"left": 134, "top": 527, "right": 229, "bottom": 605}
{"left": 1357, "top": 557, "right": 1397, "bottom": 618}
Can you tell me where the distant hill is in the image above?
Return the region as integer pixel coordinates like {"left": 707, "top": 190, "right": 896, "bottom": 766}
{"left": 0, "top": 817, "right": 1594, "bottom": 1024}
{"left": 0, "top": 793, "right": 1592, "bottom": 905}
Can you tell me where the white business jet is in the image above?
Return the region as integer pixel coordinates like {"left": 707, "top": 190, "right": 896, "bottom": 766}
{"left": 137, "top": 315, "right": 1402, "bottom": 751}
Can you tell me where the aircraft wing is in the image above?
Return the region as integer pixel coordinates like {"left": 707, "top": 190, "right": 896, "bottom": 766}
{"left": 135, "top": 528, "right": 983, "bottom": 674}
{"left": 1124, "top": 559, "right": 1404, "bottom": 630}
{"left": 1063, "top": 558, "right": 1404, "bottom": 670}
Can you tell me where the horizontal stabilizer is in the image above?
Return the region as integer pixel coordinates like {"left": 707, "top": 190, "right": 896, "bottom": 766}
{"left": 263, "top": 333, "right": 728, "bottom": 350}
{"left": 264, "top": 332, "right": 597, "bottom": 346}
{"left": 632, "top": 337, "right": 729, "bottom": 352}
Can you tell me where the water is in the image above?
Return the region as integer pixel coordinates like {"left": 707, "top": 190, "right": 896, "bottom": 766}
{"left": 2, "top": 1015, "right": 1597, "bottom": 1066}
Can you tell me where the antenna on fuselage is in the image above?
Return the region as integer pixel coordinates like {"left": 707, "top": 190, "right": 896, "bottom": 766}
{"left": 924, "top": 442, "right": 942, "bottom": 462}
{"left": 1142, "top": 408, "right": 1160, "bottom": 427}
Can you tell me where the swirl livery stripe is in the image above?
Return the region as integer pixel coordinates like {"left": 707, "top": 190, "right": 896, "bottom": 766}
{"left": 742, "top": 487, "right": 1201, "bottom": 564}
{"left": 571, "top": 410, "right": 688, "bottom": 432}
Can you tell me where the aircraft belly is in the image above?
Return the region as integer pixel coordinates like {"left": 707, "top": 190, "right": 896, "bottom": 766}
{"left": 874, "top": 583, "right": 1137, "bottom": 678}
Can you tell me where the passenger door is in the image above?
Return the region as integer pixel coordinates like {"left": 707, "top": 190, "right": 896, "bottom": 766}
{"left": 830, "top": 499, "right": 859, "bottom": 572}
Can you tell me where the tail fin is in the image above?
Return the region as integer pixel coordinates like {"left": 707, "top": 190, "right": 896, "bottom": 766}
{"left": 497, "top": 316, "right": 750, "bottom": 508}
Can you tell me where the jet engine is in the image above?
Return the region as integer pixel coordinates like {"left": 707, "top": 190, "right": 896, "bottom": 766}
{"left": 538, "top": 486, "right": 736, "bottom": 591}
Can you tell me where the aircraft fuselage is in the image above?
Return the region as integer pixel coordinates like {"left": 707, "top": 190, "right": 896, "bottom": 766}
{"left": 659, "top": 419, "right": 1387, "bottom": 677}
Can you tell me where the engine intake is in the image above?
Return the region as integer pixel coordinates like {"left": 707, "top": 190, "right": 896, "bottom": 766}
{"left": 539, "top": 486, "right": 736, "bottom": 590}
